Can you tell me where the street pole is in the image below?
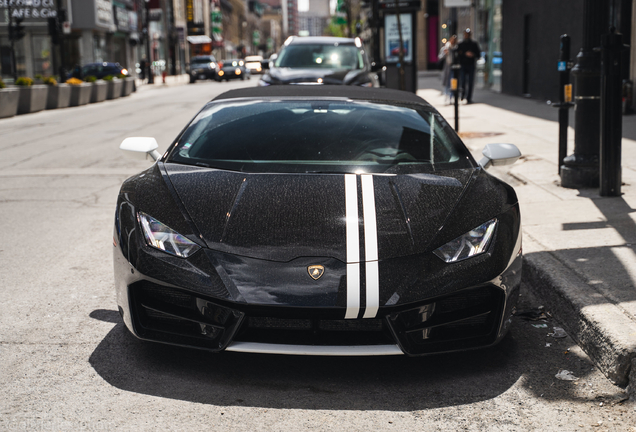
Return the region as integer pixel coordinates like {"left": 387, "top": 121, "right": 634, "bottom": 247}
{"left": 599, "top": 28, "right": 622, "bottom": 196}
{"left": 395, "top": 3, "right": 405, "bottom": 91}
{"left": 452, "top": 48, "right": 460, "bottom": 132}
{"left": 145, "top": 0, "right": 154, "bottom": 84}
{"left": 372, "top": 0, "right": 380, "bottom": 70}
{"left": 56, "top": 0, "right": 67, "bottom": 83}
{"left": 554, "top": 34, "right": 573, "bottom": 175}
{"left": 8, "top": 2, "right": 17, "bottom": 81}
{"left": 560, "top": 0, "right": 608, "bottom": 188}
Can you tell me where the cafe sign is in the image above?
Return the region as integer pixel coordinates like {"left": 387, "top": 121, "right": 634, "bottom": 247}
{"left": 0, "top": 0, "right": 58, "bottom": 22}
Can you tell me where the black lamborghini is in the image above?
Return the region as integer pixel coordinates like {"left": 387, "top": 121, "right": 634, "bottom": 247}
{"left": 114, "top": 86, "right": 522, "bottom": 356}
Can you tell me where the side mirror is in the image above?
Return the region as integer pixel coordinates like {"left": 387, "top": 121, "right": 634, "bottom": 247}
{"left": 478, "top": 143, "right": 521, "bottom": 169}
{"left": 260, "top": 59, "right": 270, "bottom": 70}
{"left": 120, "top": 137, "right": 162, "bottom": 161}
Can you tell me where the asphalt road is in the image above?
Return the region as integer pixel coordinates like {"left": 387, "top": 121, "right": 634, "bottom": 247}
{"left": 0, "top": 79, "right": 634, "bottom": 431}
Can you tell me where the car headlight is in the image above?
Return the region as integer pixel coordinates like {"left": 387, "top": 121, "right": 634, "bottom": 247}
{"left": 138, "top": 212, "right": 200, "bottom": 258}
{"left": 433, "top": 219, "right": 497, "bottom": 263}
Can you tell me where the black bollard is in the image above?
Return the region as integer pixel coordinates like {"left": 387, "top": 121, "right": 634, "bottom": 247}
{"left": 451, "top": 49, "right": 461, "bottom": 132}
{"left": 599, "top": 28, "right": 623, "bottom": 196}
{"left": 554, "top": 35, "right": 574, "bottom": 175}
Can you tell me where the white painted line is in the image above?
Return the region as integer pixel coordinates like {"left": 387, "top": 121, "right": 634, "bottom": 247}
{"left": 345, "top": 174, "right": 361, "bottom": 319}
{"left": 361, "top": 174, "right": 379, "bottom": 318}
{"left": 345, "top": 263, "right": 360, "bottom": 319}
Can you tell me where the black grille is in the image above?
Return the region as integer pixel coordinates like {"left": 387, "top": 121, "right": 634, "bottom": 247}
{"left": 388, "top": 285, "right": 505, "bottom": 355}
{"left": 234, "top": 316, "right": 393, "bottom": 346}
{"left": 130, "top": 281, "right": 243, "bottom": 350}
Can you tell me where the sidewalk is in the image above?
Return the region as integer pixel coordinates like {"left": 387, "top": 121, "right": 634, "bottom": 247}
{"left": 417, "top": 76, "right": 636, "bottom": 395}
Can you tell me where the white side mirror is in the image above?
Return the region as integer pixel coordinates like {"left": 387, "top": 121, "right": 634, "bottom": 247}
{"left": 119, "top": 137, "right": 162, "bottom": 161}
{"left": 478, "top": 143, "right": 521, "bottom": 169}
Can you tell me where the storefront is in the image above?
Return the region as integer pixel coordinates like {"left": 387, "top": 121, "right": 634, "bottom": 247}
{"left": 0, "top": 0, "right": 59, "bottom": 79}
{"left": 68, "top": 0, "right": 135, "bottom": 72}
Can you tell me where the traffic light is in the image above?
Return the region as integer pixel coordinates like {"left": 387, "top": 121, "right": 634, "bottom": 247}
{"left": 48, "top": 17, "right": 60, "bottom": 45}
{"left": 10, "top": 17, "right": 26, "bottom": 42}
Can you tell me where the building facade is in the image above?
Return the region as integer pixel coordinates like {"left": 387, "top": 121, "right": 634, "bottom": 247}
{"left": 0, "top": 0, "right": 62, "bottom": 79}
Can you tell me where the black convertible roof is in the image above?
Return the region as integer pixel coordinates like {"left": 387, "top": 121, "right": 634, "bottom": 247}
{"left": 213, "top": 85, "right": 432, "bottom": 107}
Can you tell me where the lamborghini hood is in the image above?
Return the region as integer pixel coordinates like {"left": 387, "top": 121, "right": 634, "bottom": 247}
{"left": 164, "top": 163, "right": 474, "bottom": 262}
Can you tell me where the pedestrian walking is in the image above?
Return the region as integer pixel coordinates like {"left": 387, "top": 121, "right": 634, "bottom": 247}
{"left": 439, "top": 34, "right": 458, "bottom": 104}
{"left": 457, "top": 28, "right": 481, "bottom": 104}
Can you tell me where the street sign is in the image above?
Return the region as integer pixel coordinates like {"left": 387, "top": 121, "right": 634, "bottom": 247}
{"left": 558, "top": 61, "right": 566, "bottom": 71}
{"left": 62, "top": 21, "right": 71, "bottom": 34}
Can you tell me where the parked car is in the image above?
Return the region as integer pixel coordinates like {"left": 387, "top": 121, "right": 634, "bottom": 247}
{"left": 69, "top": 62, "right": 129, "bottom": 79}
{"left": 115, "top": 85, "right": 523, "bottom": 356}
{"left": 188, "top": 55, "right": 218, "bottom": 83}
{"left": 259, "top": 36, "right": 379, "bottom": 87}
{"left": 215, "top": 59, "right": 250, "bottom": 81}
{"left": 244, "top": 55, "right": 264, "bottom": 74}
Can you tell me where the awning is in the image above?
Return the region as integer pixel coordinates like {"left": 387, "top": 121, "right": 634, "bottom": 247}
{"left": 186, "top": 35, "right": 212, "bottom": 44}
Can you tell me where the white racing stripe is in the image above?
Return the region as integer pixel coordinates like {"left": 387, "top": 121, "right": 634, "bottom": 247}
{"left": 345, "top": 174, "right": 360, "bottom": 319}
{"left": 361, "top": 175, "right": 379, "bottom": 318}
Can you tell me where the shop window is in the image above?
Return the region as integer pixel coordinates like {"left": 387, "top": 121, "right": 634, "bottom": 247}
{"left": 32, "top": 35, "right": 53, "bottom": 77}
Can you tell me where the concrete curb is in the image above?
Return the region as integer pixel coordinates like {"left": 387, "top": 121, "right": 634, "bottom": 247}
{"left": 522, "top": 242, "right": 636, "bottom": 392}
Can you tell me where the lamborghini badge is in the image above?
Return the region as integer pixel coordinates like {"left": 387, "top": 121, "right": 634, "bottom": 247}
{"left": 307, "top": 265, "right": 325, "bottom": 280}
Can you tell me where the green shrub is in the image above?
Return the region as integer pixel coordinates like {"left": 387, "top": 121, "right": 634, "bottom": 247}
{"left": 35, "top": 74, "right": 44, "bottom": 81}
{"left": 0, "top": 77, "right": 5, "bottom": 89}
{"left": 117, "top": 73, "right": 126, "bottom": 79}
{"left": 84, "top": 75, "right": 97, "bottom": 83}
{"left": 102, "top": 75, "right": 114, "bottom": 81}
{"left": 42, "top": 76, "right": 58, "bottom": 86}
{"left": 15, "top": 77, "right": 34, "bottom": 86}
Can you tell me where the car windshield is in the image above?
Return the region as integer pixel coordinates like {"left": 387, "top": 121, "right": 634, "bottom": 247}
{"left": 167, "top": 99, "right": 474, "bottom": 174}
{"left": 275, "top": 44, "right": 363, "bottom": 69}
{"left": 192, "top": 57, "right": 213, "bottom": 63}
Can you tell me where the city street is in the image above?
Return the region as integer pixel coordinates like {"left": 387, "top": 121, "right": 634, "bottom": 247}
{"left": 0, "top": 80, "right": 634, "bottom": 431}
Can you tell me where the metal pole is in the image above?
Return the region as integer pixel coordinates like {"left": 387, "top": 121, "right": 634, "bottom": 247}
{"left": 560, "top": 0, "right": 608, "bottom": 188}
{"left": 452, "top": 49, "right": 460, "bottom": 132}
{"left": 599, "top": 28, "right": 622, "bottom": 196}
{"left": 8, "top": 2, "right": 17, "bottom": 81}
{"left": 57, "top": 0, "right": 67, "bottom": 83}
{"left": 372, "top": 0, "right": 380, "bottom": 68}
{"left": 555, "top": 35, "right": 573, "bottom": 175}
{"left": 145, "top": 0, "right": 154, "bottom": 84}
{"left": 395, "top": 3, "right": 405, "bottom": 91}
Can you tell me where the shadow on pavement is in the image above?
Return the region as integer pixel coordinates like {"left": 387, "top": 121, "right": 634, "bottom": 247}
{"left": 558, "top": 194, "right": 636, "bottom": 312}
{"left": 87, "top": 300, "right": 602, "bottom": 410}
{"left": 418, "top": 74, "right": 636, "bottom": 141}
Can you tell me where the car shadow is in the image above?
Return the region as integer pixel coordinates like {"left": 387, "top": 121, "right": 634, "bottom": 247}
{"left": 88, "top": 310, "right": 524, "bottom": 410}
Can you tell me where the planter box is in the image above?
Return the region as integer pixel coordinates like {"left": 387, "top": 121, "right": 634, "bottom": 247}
{"left": 90, "top": 80, "right": 108, "bottom": 103}
{"left": 46, "top": 84, "right": 71, "bottom": 110}
{"left": 0, "top": 88, "right": 20, "bottom": 118}
{"left": 69, "top": 83, "right": 92, "bottom": 106}
{"left": 17, "top": 85, "right": 48, "bottom": 115}
{"left": 122, "top": 77, "right": 135, "bottom": 97}
{"left": 107, "top": 79, "right": 123, "bottom": 100}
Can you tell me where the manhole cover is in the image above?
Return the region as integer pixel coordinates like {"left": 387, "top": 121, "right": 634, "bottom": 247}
{"left": 458, "top": 132, "right": 504, "bottom": 139}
